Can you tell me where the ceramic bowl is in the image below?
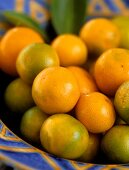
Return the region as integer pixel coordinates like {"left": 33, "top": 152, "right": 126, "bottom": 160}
{"left": 1, "top": 120, "right": 129, "bottom": 170}
{"left": 1, "top": 0, "right": 129, "bottom": 169}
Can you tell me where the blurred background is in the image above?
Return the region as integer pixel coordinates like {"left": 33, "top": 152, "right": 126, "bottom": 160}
{"left": 0, "top": 0, "right": 129, "bottom": 169}
{"left": 1, "top": 0, "right": 129, "bottom": 38}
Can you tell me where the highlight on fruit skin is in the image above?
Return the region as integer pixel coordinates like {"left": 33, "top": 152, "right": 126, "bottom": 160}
{"left": 78, "top": 133, "right": 100, "bottom": 162}
{"left": 20, "top": 106, "right": 49, "bottom": 143}
{"left": 114, "top": 80, "right": 129, "bottom": 125}
{"left": 2, "top": 12, "right": 129, "bottom": 165}
{"left": 75, "top": 92, "right": 116, "bottom": 133}
{"left": 40, "top": 113, "right": 89, "bottom": 159}
{"left": 51, "top": 34, "right": 88, "bottom": 67}
{"left": 0, "top": 27, "right": 44, "bottom": 76}
{"left": 16, "top": 43, "right": 60, "bottom": 84}
{"left": 101, "top": 125, "right": 129, "bottom": 163}
{"left": 94, "top": 48, "right": 129, "bottom": 96}
{"left": 79, "top": 18, "right": 120, "bottom": 55}
{"left": 4, "top": 78, "right": 34, "bottom": 114}
{"left": 32, "top": 66, "right": 80, "bottom": 114}
{"left": 112, "top": 16, "right": 129, "bottom": 49}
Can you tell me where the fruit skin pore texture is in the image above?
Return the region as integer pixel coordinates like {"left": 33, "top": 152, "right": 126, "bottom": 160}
{"left": 94, "top": 48, "right": 129, "bottom": 96}
{"left": 40, "top": 114, "right": 89, "bottom": 159}
{"left": 79, "top": 18, "right": 120, "bottom": 55}
{"left": 112, "top": 16, "right": 129, "bottom": 49}
{"left": 4, "top": 78, "right": 34, "bottom": 113}
{"left": 114, "top": 80, "right": 129, "bottom": 124}
{"left": 101, "top": 125, "right": 129, "bottom": 163}
{"left": 20, "top": 106, "right": 48, "bottom": 143}
{"left": 32, "top": 66, "right": 80, "bottom": 114}
{"left": 16, "top": 43, "right": 60, "bottom": 84}
{"left": 51, "top": 34, "right": 88, "bottom": 66}
{"left": 75, "top": 92, "right": 116, "bottom": 133}
{"left": 78, "top": 133, "right": 100, "bottom": 162}
{"left": 0, "top": 27, "right": 44, "bottom": 76}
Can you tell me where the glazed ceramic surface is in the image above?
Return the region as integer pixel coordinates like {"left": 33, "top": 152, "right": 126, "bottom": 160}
{"left": 1, "top": 120, "right": 129, "bottom": 170}
{"left": 1, "top": 0, "right": 129, "bottom": 169}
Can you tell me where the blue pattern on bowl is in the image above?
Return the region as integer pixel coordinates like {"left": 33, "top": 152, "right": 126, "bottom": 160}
{"left": 0, "top": 120, "right": 129, "bottom": 170}
{"left": 1, "top": 0, "right": 129, "bottom": 169}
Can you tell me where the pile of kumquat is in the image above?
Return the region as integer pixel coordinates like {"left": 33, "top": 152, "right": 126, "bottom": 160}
{"left": 1, "top": 16, "right": 129, "bottom": 164}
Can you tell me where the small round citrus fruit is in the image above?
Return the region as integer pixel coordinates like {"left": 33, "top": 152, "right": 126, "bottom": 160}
{"left": 51, "top": 34, "right": 88, "bottom": 66}
{"left": 78, "top": 133, "right": 100, "bottom": 162}
{"left": 112, "top": 16, "right": 129, "bottom": 49}
{"left": 114, "top": 81, "right": 129, "bottom": 124}
{"left": 16, "top": 43, "right": 60, "bottom": 84}
{"left": 32, "top": 66, "right": 80, "bottom": 114}
{"left": 0, "top": 27, "right": 44, "bottom": 76}
{"left": 20, "top": 106, "right": 48, "bottom": 143}
{"left": 40, "top": 113, "right": 89, "bottom": 159}
{"left": 4, "top": 78, "right": 34, "bottom": 113}
{"left": 101, "top": 125, "right": 129, "bottom": 163}
{"left": 75, "top": 92, "right": 116, "bottom": 133}
{"left": 67, "top": 66, "right": 98, "bottom": 95}
{"left": 80, "top": 18, "right": 120, "bottom": 55}
{"left": 94, "top": 48, "right": 129, "bottom": 96}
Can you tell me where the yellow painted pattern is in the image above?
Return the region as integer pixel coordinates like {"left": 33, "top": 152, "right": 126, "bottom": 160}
{"left": 0, "top": 123, "right": 21, "bottom": 142}
{"left": 0, "top": 0, "right": 50, "bottom": 37}
{"left": 0, "top": 154, "right": 34, "bottom": 170}
{"left": 40, "top": 152, "right": 61, "bottom": 170}
{"left": 113, "top": 0, "right": 129, "bottom": 16}
{"left": 2, "top": 1, "right": 129, "bottom": 168}
{"left": 0, "top": 124, "right": 6, "bottom": 136}
{"left": 29, "top": 1, "right": 50, "bottom": 24}
{"left": 88, "top": 0, "right": 112, "bottom": 16}
{"left": 15, "top": 0, "right": 25, "bottom": 11}
{"left": 70, "top": 160, "right": 94, "bottom": 170}
{"left": 70, "top": 160, "right": 129, "bottom": 170}
{"left": 1, "top": 120, "right": 129, "bottom": 170}
{"left": 26, "top": 145, "right": 62, "bottom": 170}
{"left": 87, "top": 0, "right": 129, "bottom": 16}
{"left": 0, "top": 135, "right": 20, "bottom": 142}
{"left": 0, "top": 145, "right": 35, "bottom": 153}
{"left": 0, "top": 121, "right": 62, "bottom": 170}
{"left": 101, "top": 165, "right": 129, "bottom": 170}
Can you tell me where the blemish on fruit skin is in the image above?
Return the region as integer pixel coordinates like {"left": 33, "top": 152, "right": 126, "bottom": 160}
{"left": 121, "top": 65, "right": 124, "bottom": 68}
{"left": 117, "top": 89, "right": 129, "bottom": 109}
{"left": 104, "top": 97, "right": 111, "bottom": 104}
{"left": 120, "top": 94, "right": 129, "bottom": 107}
